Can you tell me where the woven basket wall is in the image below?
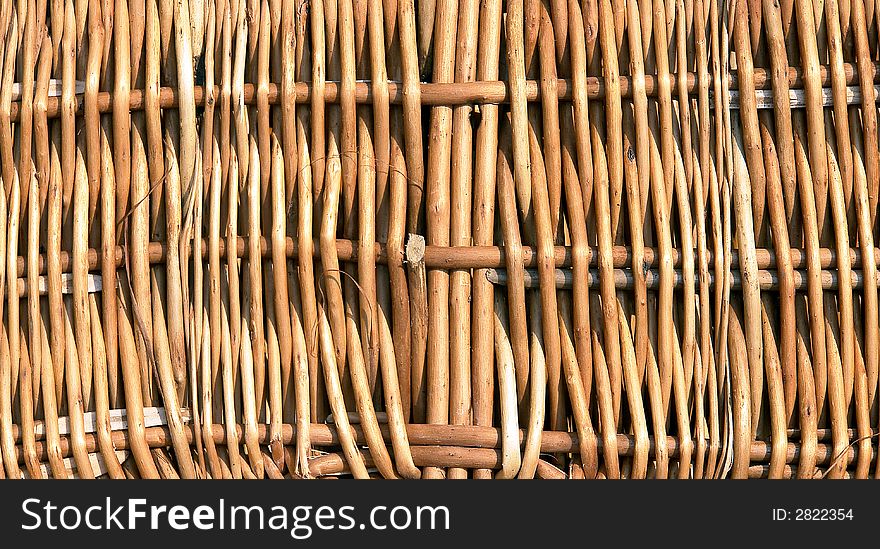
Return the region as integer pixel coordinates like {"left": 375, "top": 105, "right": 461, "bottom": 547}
{"left": 0, "top": 0, "right": 877, "bottom": 479}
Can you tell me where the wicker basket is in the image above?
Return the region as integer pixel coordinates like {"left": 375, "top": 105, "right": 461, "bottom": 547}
{"left": 0, "top": 0, "right": 876, "bottom": 479}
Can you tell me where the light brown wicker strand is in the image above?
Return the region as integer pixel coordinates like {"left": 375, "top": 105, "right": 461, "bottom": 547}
{"left": 422, "top": 0, "right": 456, "bottom": 480}
{"left": 469, "top": 0, "right": 501, "bottom": 481}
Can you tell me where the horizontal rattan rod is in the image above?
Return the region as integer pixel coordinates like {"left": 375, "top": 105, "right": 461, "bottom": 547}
{"left": 311, "top": 449, "right": 869, "bottom": 478}
{"left": 487, "top": 267, "right": 879, "bottom": 290}
{"left": 12, "top": 238, "right": 880, "bottom": 277}
{"left": 13, "top": 410, "right": 868, "bottom": 446}
{"left": 423, "top": 246, "right": 880, "bottom": 270}
{"left": 321, "top": 414, "right": 872, "bottom": 443}
{"left": 12, "top": 410, "right": 866, "bottom": 446}
{"left": 748, "top": 440, "right": 875, "bottom": 464}
{"left": 11, "top": 422, "right": 865, "bottom": 467}
{"left": 787, "top": 428, "right": 874, "bottom": 441}
{"left": 288, "top": 450, "right": 560, "bottom": 478}
{"left": 309, "top": 451, "right": 583, "bottom": 478}
{"left": 9, "top": 61, "right": 878, "bottom": 121}
{"left": 306, "top": 447, "right": 532, "bottom": 476}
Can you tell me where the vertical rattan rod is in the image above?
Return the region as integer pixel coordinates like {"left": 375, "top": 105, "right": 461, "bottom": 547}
{"left": 422, "top": 0, "right": 457, "bottom": 480}
{"left": 446, "top": 0, "right": 478, "bottom": 479}
{"left": 31, "top": 32, "right": 67, "bottom": 478}
{"left": 17, "top": 0, "right": 40, "bottom": 479}
{"left": 60, "top": 3, "right": 96, "bottom": 479}
{"left": 492, "top": 291, "right": 523, "bottom": 479}
{"left": 851, "top": 0, "right": 880, "bottom": 410}
{"left": 536, "top": 0, "right": 563, "bottom": 437}
{"left": 470, "top": 0, "right": 502, "bottom": 480}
